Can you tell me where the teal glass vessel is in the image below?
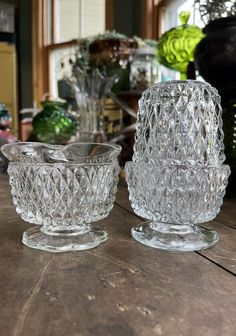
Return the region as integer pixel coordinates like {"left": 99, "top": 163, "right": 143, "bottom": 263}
{"left": 157, "top": 11, "right": 204, "bottom": 79}
{"left": 33, "top": 101, "right": 77, "bottom": 145}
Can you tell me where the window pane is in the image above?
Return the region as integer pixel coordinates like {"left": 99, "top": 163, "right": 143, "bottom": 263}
{"left": 81, "top": 0, "right": 105, "bottom": 38}
{"left": 49, "top": 45, "right": 77, "bottom": 97}
{"left": 164, "top": 0, "right": 204, "bottom": 32}
{"left": 46, "top": 0, "right": 52, "bottom": 44}
{"left": 57, "top": 0, "right": 80, "bottom": 42}
{"left": 56, "top": 0, "right": 105, "bottom": 42}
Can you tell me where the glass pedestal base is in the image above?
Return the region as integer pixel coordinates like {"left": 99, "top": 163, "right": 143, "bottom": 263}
{"left": 22, "top": 226, "right": 108, "bottom": 252}
{"left": 131, "top": 221, "right": 219, "bottom": 252}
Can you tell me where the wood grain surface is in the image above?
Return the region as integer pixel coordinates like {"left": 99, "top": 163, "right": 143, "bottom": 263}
{"left": 0, "top": 174, "right": 235, "bottom": 336}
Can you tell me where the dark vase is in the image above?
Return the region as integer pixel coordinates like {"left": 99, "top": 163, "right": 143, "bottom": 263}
{"left": 223, "top": 99, "right": 236, "bottom": 194}
{"left": 32, "top": 101, "right": 77, "bottom": 145}
{"left": 194, "top": 16, "right": 236, "bottom": 107}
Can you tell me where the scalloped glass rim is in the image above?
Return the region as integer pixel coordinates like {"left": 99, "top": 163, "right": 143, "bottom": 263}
{"left": 1, "top": 142, "right": 122, "bottom": 164}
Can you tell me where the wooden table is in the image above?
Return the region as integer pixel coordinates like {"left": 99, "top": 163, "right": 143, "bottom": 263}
{"left": 0, "top": 174, "right": 235, "bottom": 336}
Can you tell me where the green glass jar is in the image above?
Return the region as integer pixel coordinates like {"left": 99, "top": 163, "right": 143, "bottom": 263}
{"left": 33, "top": 101, "right": 77, "bottom": 145}
{"left": 157, "top": 11, "right": 204, "bottom": 79}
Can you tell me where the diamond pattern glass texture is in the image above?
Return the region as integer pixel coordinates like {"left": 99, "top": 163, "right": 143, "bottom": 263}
{"left": 2, "top": 142, "right": 121, "bottom": 252}
{"left": 126, "top": 80, "right": 230, "bottom": 251}
{"left": 133, "top": 80, "right": 225, "bottom": 165}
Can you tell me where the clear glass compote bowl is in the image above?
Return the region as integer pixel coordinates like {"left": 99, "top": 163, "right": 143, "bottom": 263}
{"left": 125, "top": 161, "right": 230, "bottom": 251}
{"left": 1, "top": 142, "right": 121, "bottom": 252}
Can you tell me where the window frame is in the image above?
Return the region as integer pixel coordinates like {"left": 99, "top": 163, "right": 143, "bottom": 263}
{"left": 32, "top": 0, "right": 113, "bottom": 105}
{"left": 141, "top": 0, "right": 169, "bottom": 39}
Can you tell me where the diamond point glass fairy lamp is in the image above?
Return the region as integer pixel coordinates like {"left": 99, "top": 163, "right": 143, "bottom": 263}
{"left": 157, "top": 11, "right": 204, "bottom": 79}
{"left": 125, "top": 80, "right": 230, "bottom": 252}
{"left": 1, "top": 142, "right": 121, "bottom": 252}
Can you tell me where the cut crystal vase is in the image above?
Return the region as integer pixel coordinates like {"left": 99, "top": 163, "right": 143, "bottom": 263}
{"left": 67, "top": 68, "right": 118, "bottom": 142}
{"left": 1, "top": 142, "right": 121, "bottom": 252}
{"left": 125, "top": 80, "right": 230, "bottom": 251}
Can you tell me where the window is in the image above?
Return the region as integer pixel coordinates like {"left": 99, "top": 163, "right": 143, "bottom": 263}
{"left": 46, "top": 0, "right": 106, "bottom": 45}
{"left": 48, "top": 0, "right": 106, "bottom": 98}
{"left": 53, "top": 0, "right": 106, "bottom": 43}
{"left": 32, "top": 0, "right": 109, "bottom": 105}
{"left": 49, "top": 45, "right": 78, "bottom": 99}
{"left": 163, "top": 0, "right": 204, "bottom": 33}
{"left": 56, "top": 0, "right": 80, "bottom": 42}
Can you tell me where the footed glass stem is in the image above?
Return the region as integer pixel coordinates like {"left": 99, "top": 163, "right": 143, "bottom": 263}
{"left": 22, "top": 225, "right": 108, "bottom": 253}
{"left": 131, "top": 221, "right": 219, "bottom": 252}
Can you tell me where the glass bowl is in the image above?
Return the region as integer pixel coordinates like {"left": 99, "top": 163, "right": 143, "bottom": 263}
{"left": 125, "top": 161, "right": 230, "bottom": 251}
{"left": 1, "top": 142, "right": 121, "bottom": 252}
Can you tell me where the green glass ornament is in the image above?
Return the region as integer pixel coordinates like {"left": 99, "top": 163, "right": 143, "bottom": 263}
{"left": 33, "top": 101, "right": 77, "bottom": 145}
{"left": 157, "top": 11, "right": 204, "bottom": 79}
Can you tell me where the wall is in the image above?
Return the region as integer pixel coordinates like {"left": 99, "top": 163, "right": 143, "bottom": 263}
{"left": 113, "top": 0, "right": 142, "bottom": 37}
{"left": 18, "top": 0, "right": 33, "bottom": 108}
{"left": 1, "top": 0, "right": 33, "bottom": 109}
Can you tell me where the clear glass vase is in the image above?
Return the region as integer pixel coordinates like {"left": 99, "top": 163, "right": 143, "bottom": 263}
{"left": 67, "top": 68, "right": 118, "bottom": 142}
{"left": 1, "top": 142, "right": 121, "bottom": 252}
